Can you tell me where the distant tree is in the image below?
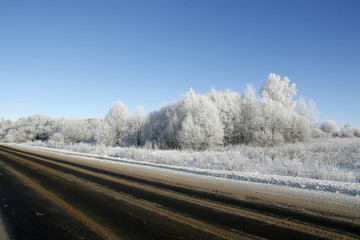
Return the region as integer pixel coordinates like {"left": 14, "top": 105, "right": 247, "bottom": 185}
{"left": 253, "top": 99, "right": 288, "bottom": 146}
{"left": 297, "top": 96, "right": 318, "bottom": 127}
{"left": 320, "top": 120, "right": 337, "bottom": 137}
{"left": 260, "top": 73, "right": 297, "bottom": 111}
{"left": 0, "top": 118, "right": 12, "bottom": 142}
{"left": 207, "top": 88, "right": 242, "bottom": 145}
{"left": 243, "top": 83, "right": 256, "bottom": 101}
{"left": 3, "top": 73, "right": 353, "bottom": 148}
{"left": 354, "top": 128, "right": 360, "bottom": 138}
{"left": 340, "top": 123, "right": 355, "bottom": 138}
{"left": 143, "top": 102, "right": 182, "bottom": 149}
{"left": 95, "top": 120, "right": 113, "bottom": 146}
{"left": 1, "top": 115, "right": 54, "bottom": 143}
{"left": 127, "top": 106, "right": 147, "bottom": 146}
{"left": 105, "top": 101, "right": 128, "bottom": 146}
{"left": 311, "top": 127, "right": 328, "bottom": 138}
{"left": 4, "top": 129, "right": 22, "bottom": 143}
{"left": 255, "top": 74, "right": 313, "bottom": 146}
{"left": 52, "top": 118, "right": 92, "bottom": 143}
{"left": 252, "top": 99, "right": 311, "bottom": 146}
{"left": 143, "top": 89, "right": 224, "bottom": 150}
{"left": 86, "top": 118, "right": 102, "bottom": 143}
{"left": 50, "top": 132, "right": 64, "bottom": 143}
{"left": 179, "top": 89, "right": 224, "bottom": 150}
{"left": 240, "top": 84, "right": 259, "bottom": 144}
{"left": 28, "top": 114, "right": 55, "bottom": 141}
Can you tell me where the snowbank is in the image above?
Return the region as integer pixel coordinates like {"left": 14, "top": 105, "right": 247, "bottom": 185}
{"left": 15, "top": 138, "right": 360, "bottom": 197}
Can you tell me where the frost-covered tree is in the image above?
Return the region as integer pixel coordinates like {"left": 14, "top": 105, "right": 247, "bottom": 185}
{"left": 243, "top": 83, "right": 256, "bottom": 102}
{"left": 0, "top": 118, "right": 12, "bottom": 142}
{"left": 354, "top": 128, "right": 360, "bottom": 138}
{"left": 105, "top": 101, "right": 128, "bottom": 146}
{"left": 207, "top": 88, "right": 242, "bottom": 145}
{"left": 287, "top": 114, "right": 311, "bottom": 142}
{"left": 143, "top": 89, "right": 223, "bottom": 149}
{"left": 297, "top": 96, "right": 318, "bottom": 127}
{"left": 95, "top": 119, "right": 113, "bottom": 146}
{"left": 254, "top": 74, "right": 312, "bottom": 146}
{"left": 340, "top": 123, "right": 356, "bottom": 138}
{"left": 126, "top": 106, "right": 146, "bottom": 146}
{"left": 50, "top": 132, "right": 64, "bottom": 143}
{"left": 143, "top": 102, "right": 182, "bottom": 148}
{"left": 239, "top": 84, "right": 259, "bottom": 144}
{"left": 260, "top": 73, "right": 297, "bottom": 111}
{"left": 253, "top": 100, "right": 287, "bottom": 146}
{"left": 179, "top": 89, "right": 223, "bottom": 150}
{"left": 1, "top": 115, "right": 54, "bottom": 143}
{"left": 86, "top": 118, "right": 102, "bottom": 143}
{"left": 26, "top": 114, "right": 54, "bottom": 141}
{"left": 252, "top": 99, "right": 310, "bottom": 146}
{"left": 320, "top": 120, "right": 337, "bottom": 137}
{"left": 52, "top": 118, "right": 92, "bottom": 143}
{"left": 1, "top": 73, "right": 349, "bottom": 148}
{"left": 3, "top": 129, "right": 23, "bottom": 143}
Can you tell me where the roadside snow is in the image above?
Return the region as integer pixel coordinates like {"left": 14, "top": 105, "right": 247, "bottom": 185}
{"left": 0, "top": 216, "right": 9, "bottom": 240}
{"left": 12, "top": 142, "right": 360, "bottom": 197}
{"left": 0, "top": 203, "right": 9, "bottom": 240}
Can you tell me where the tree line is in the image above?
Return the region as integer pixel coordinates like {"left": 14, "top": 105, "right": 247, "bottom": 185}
{"left": 1, "top": 74, "right": 359, "bottom": 149}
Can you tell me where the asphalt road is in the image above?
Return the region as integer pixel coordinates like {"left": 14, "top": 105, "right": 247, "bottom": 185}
{"left": 0, "top": 144, "right": 359, "bottom": 240}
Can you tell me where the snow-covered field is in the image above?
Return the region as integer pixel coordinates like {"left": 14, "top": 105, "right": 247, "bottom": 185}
{"left": 18, "top": 137, "right": 360, "bottom": 197}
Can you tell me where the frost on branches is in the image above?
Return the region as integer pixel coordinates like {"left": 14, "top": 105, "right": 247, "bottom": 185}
{"left": 105, "top": 101, "right": 128, "bottom": 146}
{"left": 1, "top": 73, "right": 359, "bottom": 150}
{"left": 260, "top": 73, "right": 297, "bottom": 111}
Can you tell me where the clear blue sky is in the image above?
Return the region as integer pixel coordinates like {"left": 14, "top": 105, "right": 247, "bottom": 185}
{"left": 0, "top": 0, "right": 359, "bottom": 128}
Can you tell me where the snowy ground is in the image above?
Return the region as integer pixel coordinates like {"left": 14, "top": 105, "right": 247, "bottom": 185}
{"left": 14, "top": 138, "right": 360, "bottom": 197}
{"left": 0, "top": 213, "right": 9, "bottom": 240}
